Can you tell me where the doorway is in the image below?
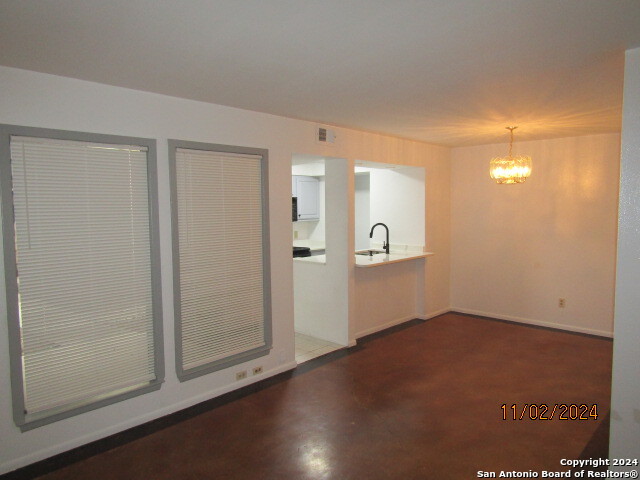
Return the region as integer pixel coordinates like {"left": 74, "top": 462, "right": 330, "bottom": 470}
{"left": 291, "top": 154, "right": 350, "bottom": 363}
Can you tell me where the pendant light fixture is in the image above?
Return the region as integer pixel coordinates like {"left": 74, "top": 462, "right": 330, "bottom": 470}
{"left": 489, "top": 126, "right": 532, "bottom": 184}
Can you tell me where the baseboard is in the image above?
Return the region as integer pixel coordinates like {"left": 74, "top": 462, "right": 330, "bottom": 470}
{"left": 418, "top": 307, "right": 451, "bottom": 321}
{"left": 451, "top": 307, "right": 613, "bottom": 338}
{"left": 355, "top": 314, "right": 417, "bottom": 339}
{"left": 0, "top": 361, "right": 298, "bottom": 477}
{"left": 354, "top": 307, "right": 452, "bottom": 341}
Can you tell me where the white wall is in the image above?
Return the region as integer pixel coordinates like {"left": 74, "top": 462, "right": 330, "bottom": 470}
{"left": 354, "top": 174, "right": 370, "bottom": 251}
{"left": 291, "top": 164, "right": 324, "bottom": 177}
{"left": 423, "top": 151, "right": 451, "bottom": 317}
{"left": 369, "top": 167, "right": 426, "bottom": 248}
{"left": 293, "top": 160, "right": 350, "bottom": 345}
{"left": 0, "top": 65, "right": 451, "bottom": 474}
{"left": 354, "top": 259, "right": 426, "bottom": 337}
{"left": 610, "top": 47, "right": 640, "bottom": 463}
{"left": 450, "top": 133, "right": 620, "bottom": 337}
{"left": 310, "top": 177, "right": 326, "bottom": 243}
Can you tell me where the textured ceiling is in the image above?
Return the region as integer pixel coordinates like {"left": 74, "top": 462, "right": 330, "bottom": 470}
{"left": 1, "top": 0, "right": 639, "bottom": 147}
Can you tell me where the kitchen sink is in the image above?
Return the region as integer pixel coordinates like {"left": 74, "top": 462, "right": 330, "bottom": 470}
{"left": 355, "top": 249, "right": 386, "bottom": 256}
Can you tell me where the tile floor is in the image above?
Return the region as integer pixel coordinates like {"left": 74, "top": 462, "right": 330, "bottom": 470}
{"left": 294, "top": 332, "right": 342, "bottom": 364}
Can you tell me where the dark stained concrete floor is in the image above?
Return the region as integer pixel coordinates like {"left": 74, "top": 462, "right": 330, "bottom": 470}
{"left": 33, "top": 313, "right": 613, "bottom": 479}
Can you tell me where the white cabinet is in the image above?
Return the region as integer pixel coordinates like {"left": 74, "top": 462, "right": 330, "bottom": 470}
{"left": 292, "top": 175, "right": 319, "bottom": 221}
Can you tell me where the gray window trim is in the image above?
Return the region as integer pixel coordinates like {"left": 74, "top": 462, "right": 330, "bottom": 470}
{"left": 0, "top": 124, "right": 165, "bottom": 431}
{"left": 168, "top": 140, "right": 272, "bottom": 382}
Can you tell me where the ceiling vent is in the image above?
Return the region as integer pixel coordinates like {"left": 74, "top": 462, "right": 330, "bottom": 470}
{"left": 317, "top": 126, "right": 336, "bottom": 145}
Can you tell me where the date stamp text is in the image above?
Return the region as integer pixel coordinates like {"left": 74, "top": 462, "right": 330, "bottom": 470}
{"left": 501, "top": 403, "right": 599, "bottom": 421}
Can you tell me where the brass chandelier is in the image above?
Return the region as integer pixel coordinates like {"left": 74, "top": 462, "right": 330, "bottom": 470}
{"left": 489, "top": 126, "right": 532, "bottom": 184}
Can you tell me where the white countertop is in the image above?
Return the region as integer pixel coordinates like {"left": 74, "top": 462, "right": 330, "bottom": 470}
{"left": 292, "top": 240, "right": 325, "bottom": 252}
{"left": 354, "top": 250, "right": 434, "bottom": 268}
{"left": 293, "top": 240, "right": 327, "bottom": 265}
{"left": 294, "top": 250, "right": 434, "bottom": 267}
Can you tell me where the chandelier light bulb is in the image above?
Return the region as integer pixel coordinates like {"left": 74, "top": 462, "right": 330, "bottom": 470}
{"left": 489, "top": 126, "right": 532, "bottom": 184}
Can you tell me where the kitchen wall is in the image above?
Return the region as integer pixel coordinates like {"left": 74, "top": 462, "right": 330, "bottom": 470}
{"left": 450, "top": 133, "right": 620, "bottom": 337}
{"left": 610, "top": 46, "right": 640, "bottom": 463}
{"left": 369, "top": 166, "right": 426, "bottom": 248}
{"left": 354, "top": 174, "right": 370, "bottom": 251}
{"left": 0, "top": 65, "right": 451, "bottom": 474}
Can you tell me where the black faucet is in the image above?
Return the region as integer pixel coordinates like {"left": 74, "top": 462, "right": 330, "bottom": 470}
{"left": 369, "top": 223, "right": 390, "bottom": 254}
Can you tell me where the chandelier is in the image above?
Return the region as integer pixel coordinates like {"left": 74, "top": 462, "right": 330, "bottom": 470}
{"left": 489, "top": 126, "right": 532, "bottom": 184}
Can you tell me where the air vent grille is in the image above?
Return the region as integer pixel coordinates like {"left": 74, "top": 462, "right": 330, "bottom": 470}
{"left": 316, "top": 126, "right": 336, "bottom": 144}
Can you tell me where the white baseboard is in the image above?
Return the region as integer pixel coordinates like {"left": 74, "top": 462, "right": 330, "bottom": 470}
{"left": 418, "top": 307, "right": 451, "bottom": 320}
{"left": 353, "top": 308, "right": 453, "bottom": 342}
{"left": 355, "top": 314, "right": 417, "bottom": 339}
{"left": 451, "top": 307, "right": 613, "bottom": 338}
{"left": 1, "top": 361, "right": 298, "bottom": 475}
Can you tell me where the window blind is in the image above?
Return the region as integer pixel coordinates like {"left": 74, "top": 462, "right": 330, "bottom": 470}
{"left": 173, "top": 146, "right": 269, "bottom": 377}
{"left": 8, "top": 135, "right": 159, "bottom": 420}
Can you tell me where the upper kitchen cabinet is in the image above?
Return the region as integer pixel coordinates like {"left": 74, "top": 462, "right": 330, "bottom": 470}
{"left": 293, "top": 175, "right": 320, "bottom": 221}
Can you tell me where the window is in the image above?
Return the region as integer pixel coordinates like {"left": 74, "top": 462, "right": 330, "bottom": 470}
{"left": 0, "top": 125, "right": 163, "bottom": 430}
{"left": 169, "top": 140, "right": 271, "bottom": 381}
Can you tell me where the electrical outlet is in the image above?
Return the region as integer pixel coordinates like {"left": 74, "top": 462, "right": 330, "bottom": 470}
{"left": 294, "top": 230, "right": 299, "bottom": 239}
{"left": 252, "top": 366, "right": 263, "bottom": 375}
{"left": 236, "top": 370, "right": 247, "bottom": 381}
{"left": 559, "top": 298, "right": 566, "bottom": 308}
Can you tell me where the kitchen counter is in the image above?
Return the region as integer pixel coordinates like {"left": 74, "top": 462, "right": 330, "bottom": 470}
{"left": 293, "top": 239, "right": 325, "bottom": 253}
{"left": 354, "top": 250, "right": 434, "bottom": 268}
{"left": 293, "top": 240, "right": 326, "bottom": 264}
{"left": 293, "top": 244, "right": 434, "bottom": 267}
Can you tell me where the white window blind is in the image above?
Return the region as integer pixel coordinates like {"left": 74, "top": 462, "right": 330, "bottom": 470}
{"left": 174, "top": 147, "right": 268, "bottom": 376}
{"left": 8, "top": 135, "right": 158, "bottom": 420}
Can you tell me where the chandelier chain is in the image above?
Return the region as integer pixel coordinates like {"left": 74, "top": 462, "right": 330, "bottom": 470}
{"left": 506, "top": 126, "right": 517, "bottom": 157}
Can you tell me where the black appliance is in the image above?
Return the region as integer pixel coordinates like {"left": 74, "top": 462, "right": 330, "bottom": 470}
{"left": 292, "top": 197, "right": 298, "bottom": 222}
{"left": 293, "top": 246, "right": 311, "bottom": 258}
